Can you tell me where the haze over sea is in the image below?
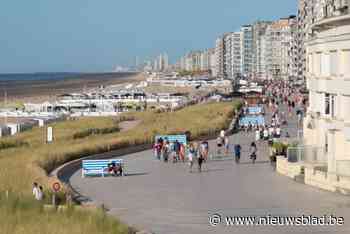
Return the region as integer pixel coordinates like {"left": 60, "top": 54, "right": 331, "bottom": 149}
{"left": 0, "top": 72, "right": 134, "bottom": 82}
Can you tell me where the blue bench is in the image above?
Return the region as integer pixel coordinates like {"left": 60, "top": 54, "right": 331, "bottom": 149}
{"left": 82, "top": 159, "right": 125, "bottom": 178}
{"left": 248, "top": 106, "right": 263, "bottom": 115}
{"left": 155, "top": 134, "right": 187, "bottom": 145}
{"left": 239, "top": 115, "right": 265, "bottom": 126}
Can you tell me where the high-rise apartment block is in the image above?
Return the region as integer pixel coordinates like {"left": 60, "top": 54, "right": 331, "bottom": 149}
{"left": 211, "top": 19, "right": 297, "bottom": 81}
{"left": 178, "top": 49, "right": 216, "bottom": 75}
{"left": 215, "top": 37, "right": 225, "bottom": 78}
{"left": 252, "top": 21, "right": 272, "bottom": 79}
{"left": 265, "top": 16, "right": 298, "bottom": 80}
{"left": 153, "top": 53, "right": 169, "bottom": 71}
{"left": 241, "top": 25, "right": 254, "bottom": 77}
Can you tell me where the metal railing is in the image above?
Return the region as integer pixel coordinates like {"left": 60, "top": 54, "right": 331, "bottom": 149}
{"left": 287, "top": 146, "right": 327, "bottom": 164}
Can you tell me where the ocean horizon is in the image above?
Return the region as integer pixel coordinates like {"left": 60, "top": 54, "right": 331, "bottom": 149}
{"left": 0, "top": 72, "right": 137, "bottom": 82}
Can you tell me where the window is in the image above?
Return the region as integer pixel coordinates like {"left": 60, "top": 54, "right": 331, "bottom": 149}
{"left": 314, "top": 53, "right": 322, "bottom": 76}
{"left": 308, "top": 54, "right": 313, "bottom": 73}
{"left": 330, "top": 51, "right": 338, "bottom": 76}
{"left": 331, "top": 95, "right": 336, "bottom": 118}
{"left": 324, "top": 93, "right": 336, "bottom": 117}
{"left": 325, "top": 93, "right": 330, "bottom": 115}
{"left": 341, "top": 50, "right": 350, "bottom": 76}
{"left": 321, "top": 53, "right": 330, "bottom": 77}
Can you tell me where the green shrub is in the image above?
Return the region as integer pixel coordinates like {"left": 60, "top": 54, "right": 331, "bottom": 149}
{"left": 73, "top": 127, "right": 120, "bottom": 139}
{"left": 272, "top": 142, "right": 289, "bottom": 156}
{"left": 0, "top": 139, "right": 29, "bottom": 151}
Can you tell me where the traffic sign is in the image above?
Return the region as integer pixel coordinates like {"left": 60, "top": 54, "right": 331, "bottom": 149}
{"left": 52, "top": 182, "right": 61, "bottom": 193}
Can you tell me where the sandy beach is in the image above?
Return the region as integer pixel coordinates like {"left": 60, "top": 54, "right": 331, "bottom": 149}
{"left": 0, "top": 72, "right": 145, "bottom": 104}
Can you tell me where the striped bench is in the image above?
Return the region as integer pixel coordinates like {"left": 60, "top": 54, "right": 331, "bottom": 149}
{"left": 82, "top": 159, "right": 125, "bottom": 178}
{"left": 248, "top": 106, "right": 263, "bottom": 115}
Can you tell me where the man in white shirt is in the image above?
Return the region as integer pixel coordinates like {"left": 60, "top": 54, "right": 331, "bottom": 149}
{"left": 32, "top": 182, "right": 39, "bottom": 198}
{"left": 276, "top": 126, "right": 281, "bottom": 138}
{"left": 220, "top": 130, "right": 225, "bottom": 138}
{"left": 32, "top": 182, "right": 43, "bottom": 201}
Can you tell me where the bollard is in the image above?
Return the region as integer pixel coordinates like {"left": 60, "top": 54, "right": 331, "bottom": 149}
{"left": 52, "top": 193, "right": 56, "bottom": 207}
{"left": 6, "top": 190, "right": 9, "bottom": 200}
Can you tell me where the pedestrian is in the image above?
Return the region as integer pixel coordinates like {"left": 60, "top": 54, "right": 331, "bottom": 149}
{"left": 234, "top": 144, "right": 241, "bottom": 164}
{"left": 32, "top": 182, "right": 39, "bottom": 199}
{"left": 216, "top": 136, "right": 223, "bottom": 155}
{"left": 37, "top": 186, "right": 44, "bottom": 201}
{"left": 198, "top": 151, "right": 204, "bottom": 172}
{"left": 162, "top": 141, "right": 170, "bottom": 162}
{"left": 153, "top": 141, "right": 162, "bottom": 160}
{"left": 200, "top": 140, "right": 209, "bottom": 162}
{"left": 297, "top": 109, "right": 303, "bottom": 128}
{"left": 188, "top": 143, "right": 196, "bottom": 173}
{"left": 255, "top": 129, "right": 260, "bottom": 142}
{"left": 250, "top": 142, "right": 257, "bottom": 164}
{"left": 224, "top": 136, "right": 230, "bottom": 156}
{"left": 179, "top": 143, "right": 185, "bottom": 162}
{"left": 173, "top": 140, "right": 181, "bottom": 163}
{"left": 276, "top": 126, "right": 281, "bottom": 138}
{"left": 220, "top": 129, "right": 225, "bottom": 139}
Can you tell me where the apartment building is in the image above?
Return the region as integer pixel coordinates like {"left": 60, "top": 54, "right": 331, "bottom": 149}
{"left": 215, "top": 37, "right": 225, "bottom": 78}
{"left": 231, "top": 32, "right": 243, "bottom": 78}
{"left": 241, "top": 25, "right": 254, "bottom": 77}
{"left": 265, "top": 16, "right": 297, "bottom": 80}
{"left": 178, "top": 49, "right": 216, "bottom": 75}
{"left": 224, "top": 33, "right": 233, "bottom": 79}
{"left": 303, "top": 0, "right": 350, "bottom": 191}
{"left": 252, "top": 21, "right": 272, "bottom": 79}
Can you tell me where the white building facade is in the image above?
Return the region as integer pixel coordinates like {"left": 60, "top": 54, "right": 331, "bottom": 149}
{"left": 304, "top": 0, "right": 350, "bottom": 191}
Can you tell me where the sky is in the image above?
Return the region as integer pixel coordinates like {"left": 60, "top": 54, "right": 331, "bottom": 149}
{"left": 0, "top": 0, "right": 297, "bottom": 73}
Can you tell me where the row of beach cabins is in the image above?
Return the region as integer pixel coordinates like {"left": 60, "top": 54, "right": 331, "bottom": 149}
{"left": 23, "top": 91, "right": 189, "bottom": 115}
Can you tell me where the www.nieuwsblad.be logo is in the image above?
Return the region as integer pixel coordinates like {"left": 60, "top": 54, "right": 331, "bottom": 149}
{"left": 209, "top": 214, "right": 345, "bottom": 227}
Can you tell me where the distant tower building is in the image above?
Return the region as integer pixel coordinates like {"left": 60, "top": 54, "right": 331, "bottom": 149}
{"left": 153, "top": 58, "right": 159, "bottom": 71}
{"left": 158, "top": 54, "right": 163, "bottom": 71}
{"left": 163, "top": 53, "right": 169, "bottom": 71}
{"left": 135, "top": 56, "right": 139, "bottom": 70}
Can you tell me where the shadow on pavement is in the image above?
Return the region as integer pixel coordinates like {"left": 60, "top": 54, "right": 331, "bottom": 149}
{"left": 237, "top": 160, "right": 271, "bottom": 165}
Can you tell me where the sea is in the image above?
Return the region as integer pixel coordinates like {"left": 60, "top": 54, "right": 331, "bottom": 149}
{"left": 0, "top": 72, "right": 134, "bottom": 82}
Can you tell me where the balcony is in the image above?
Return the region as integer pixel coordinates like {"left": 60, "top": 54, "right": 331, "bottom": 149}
{"left": 311, "top": 11, "right": 350, "bottom": 32}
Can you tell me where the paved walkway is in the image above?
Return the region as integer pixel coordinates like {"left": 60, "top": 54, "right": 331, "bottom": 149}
{"left": 69, "top": 104, "right": 350, "bottom": 234}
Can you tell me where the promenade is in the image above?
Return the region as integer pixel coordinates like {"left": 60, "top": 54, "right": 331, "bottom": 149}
{"left": 69, "top": 104, "right": 350, "bottom": 234}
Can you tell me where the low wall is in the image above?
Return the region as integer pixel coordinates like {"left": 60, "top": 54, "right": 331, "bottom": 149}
{"left": 276, "top": 156, "right": 303, "bottom": 179}
{"left": 304, "top": 166, "right": 350, "bottom": 195}
{"left": 304, "top": 167, "right": 337, "bottom": 192}
{"left": 335, "top": 175, "right": 350, "bottom": 195}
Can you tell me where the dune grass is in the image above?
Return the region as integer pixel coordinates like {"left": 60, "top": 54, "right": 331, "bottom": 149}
{"left": 0, "top": 193, "right": 130, "bottom": 234}
{"left": 0, "top": 101, "right": 241, "bottom": 234}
